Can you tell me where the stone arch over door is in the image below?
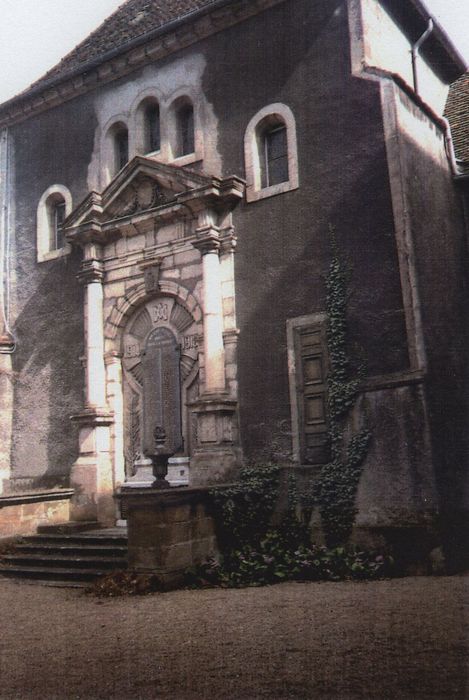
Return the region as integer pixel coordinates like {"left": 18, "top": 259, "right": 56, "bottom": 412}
{"left": 110, "top": 285, "right": 202, "bottom": 476}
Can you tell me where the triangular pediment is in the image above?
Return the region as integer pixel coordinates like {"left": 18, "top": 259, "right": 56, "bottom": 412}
{"left": 102, "top": 157, "right": 213, "bottom": 218}
{"left": 64, "top": 156, "right": 245, "bottom": 243}
{"left": 66, "top": 156, "right": 233, "bottom": 228}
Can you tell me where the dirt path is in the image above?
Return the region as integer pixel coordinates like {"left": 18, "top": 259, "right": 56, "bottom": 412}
{"left": 0, "top": 574, "right": 467, "bottom": 699}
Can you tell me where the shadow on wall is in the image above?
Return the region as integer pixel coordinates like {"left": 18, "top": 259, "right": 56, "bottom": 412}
{"left": 10, "top": 247, "right": 83, "bottom": 489}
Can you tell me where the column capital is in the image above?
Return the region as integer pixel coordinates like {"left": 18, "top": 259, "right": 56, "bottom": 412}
{"left": 77, "top": 259, "right": 105, "bottom": 285}
{"left": 192, "top": 231, "right": 221, "bottom": 256}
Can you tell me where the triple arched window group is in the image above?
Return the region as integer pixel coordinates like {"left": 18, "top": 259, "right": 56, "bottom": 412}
{"left": 104, "top": 95, "right": 197, "bottom": 181}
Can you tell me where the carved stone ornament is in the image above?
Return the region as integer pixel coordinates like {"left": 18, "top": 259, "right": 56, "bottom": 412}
{"left": 107, "top": 177, "right": 177, "bottom": 219}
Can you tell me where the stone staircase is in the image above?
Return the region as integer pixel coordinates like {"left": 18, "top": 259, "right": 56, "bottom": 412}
{"left": 0, "top": 525, "right": 128, "bottom": 587}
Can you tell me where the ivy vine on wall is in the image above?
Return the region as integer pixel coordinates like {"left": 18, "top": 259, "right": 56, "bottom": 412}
{"left": 318, "top": 229, "right": 371, "bottom": 546}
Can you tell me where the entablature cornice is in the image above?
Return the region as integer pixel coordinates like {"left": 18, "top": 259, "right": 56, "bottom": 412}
{"left": 0, "top": 0, "right": 287, "bottom": 130}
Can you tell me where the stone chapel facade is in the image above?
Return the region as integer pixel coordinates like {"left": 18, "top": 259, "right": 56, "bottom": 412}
{"left": 1, "top": 0, "right": 469, "bottom": 563}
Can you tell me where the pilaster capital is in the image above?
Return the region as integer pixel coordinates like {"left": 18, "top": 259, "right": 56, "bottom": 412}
{"left": 192, "top": 230, "right": 221, "bottom": 256}
{"left": 77, "top": 259, "right": 105, "bottom": 285}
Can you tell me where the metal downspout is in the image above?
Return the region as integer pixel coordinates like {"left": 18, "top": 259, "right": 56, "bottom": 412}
{"left": 411, "top": 18, "right": 434, "bottom": 97}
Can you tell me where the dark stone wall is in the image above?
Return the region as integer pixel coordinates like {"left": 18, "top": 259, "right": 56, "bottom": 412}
{"left": 201, "top": 0, "right": 408, "bottom": 462}
{"left": 9, "top": 96, "right": 97, "bottom": 485}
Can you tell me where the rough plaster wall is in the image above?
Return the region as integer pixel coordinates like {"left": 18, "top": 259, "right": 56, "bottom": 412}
{"left": 87, "top": 53, "right": 222, "bottom": 191}
{"left": 358, "top": 0, "right": 449, "bottom": 113}
{"left": 392, "top": 86, "right": 469, "bottom": 514}
{"left": 8, "top": 98, "right": 94, "bottom": 486}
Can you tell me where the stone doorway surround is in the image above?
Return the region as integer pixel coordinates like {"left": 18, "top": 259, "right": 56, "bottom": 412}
{"left": 64, "top": 157, "right": 245, "bottom": 524}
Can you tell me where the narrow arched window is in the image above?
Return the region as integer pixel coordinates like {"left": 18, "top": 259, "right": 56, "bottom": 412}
{"left": 145, "top": 102, "right": 160, "bottom": 153}
{"left": 37, "top": 185, "right": 72, "bottom": 262}
{"left": 176, "top": 103, "right": 194, "bottom": 157}
{"left": 260, "top": 123, "right": 288, "bottom": 188}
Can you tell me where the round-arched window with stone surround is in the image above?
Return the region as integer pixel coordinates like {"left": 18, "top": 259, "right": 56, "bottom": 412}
{"left": 36, "top": 184, "right": 73, "bottom": 263}
{"left": 244, "top": 103, "right": 299, "bottom": 202}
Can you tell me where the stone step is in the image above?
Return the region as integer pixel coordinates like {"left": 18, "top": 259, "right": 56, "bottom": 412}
{"left": 0, "top": 527, "right": 128, "bottom": 586}
{"left": 14, "top": 542, "right": 128, "bottom": 557}
{"left": 20, "top": 533, "right": 128, "bottom": 547}
{"left": 0, "top": 564, "right": 113, "bottom": 582}
{"left": 2, "top": 554, "right": 128, "bottom": 569}
{"left": 36, "top": 521, "right": 100, "bottom": 535}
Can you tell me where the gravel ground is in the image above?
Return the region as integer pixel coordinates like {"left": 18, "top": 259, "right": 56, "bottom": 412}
{"left": 0, "top": 574, "right": 467, "bottom": 699}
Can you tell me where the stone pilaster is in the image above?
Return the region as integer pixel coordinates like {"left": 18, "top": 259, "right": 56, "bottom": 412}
{"left": 0, "top": 331, "right": 15, "bottom": 494}
{"left": 70, "top": 242, "right": 115, "bottom": 524}
{"left": 192, "top": 227, "right": 226, "bottom": 395}
{"left": 190, "top": 220, "right": 241, "bottom": 485}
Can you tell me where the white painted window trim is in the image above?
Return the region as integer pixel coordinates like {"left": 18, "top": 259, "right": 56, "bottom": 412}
{"left": 244, "top": 102, "right": 299, "bottom": 203}
{"left": 286, "top": 313, "right": 326, "bottom": 463}
{"left": 36, "top": 184, "right": 73, "bottom": 263}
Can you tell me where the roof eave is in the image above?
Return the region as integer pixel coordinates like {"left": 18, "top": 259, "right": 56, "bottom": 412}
{"left": 0, "top": 0, "right": 235, "bottom": 115}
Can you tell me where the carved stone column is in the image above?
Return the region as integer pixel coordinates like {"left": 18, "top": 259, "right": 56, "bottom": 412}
{"left": 70, "top": 242, "right": 115, "bottom": 524}
{"left": 190, "top": 218, "right": 241, "bottom": 485}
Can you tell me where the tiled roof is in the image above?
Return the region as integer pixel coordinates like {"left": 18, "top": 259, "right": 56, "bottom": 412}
{"left": 445, "top": 73, "right": 469, "bottom": 163}
{"left": 24, "top": 0, "right": 218, "bottom": 95}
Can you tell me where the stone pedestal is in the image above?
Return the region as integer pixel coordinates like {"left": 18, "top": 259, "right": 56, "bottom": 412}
{"left": 167, "top": 456, "right": 190, "bottom": 486}
{"left": 125, "top": 456, "right": 155, "bottom": 488}
{"left": 70, "top": 409, "right": 115, "bottom": 525}
{"left": 117, "top": 486, "right": 219, "bottom": 588}
{"left": 189, "top": 394, "right": 241, "bottom": 485}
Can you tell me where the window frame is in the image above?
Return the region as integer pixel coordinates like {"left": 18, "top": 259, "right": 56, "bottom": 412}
{"left": 244, "top": 103, "right": 299, "bottom": 203}
{"left": 36, "top": 185, "right": 73, "bottom": 263}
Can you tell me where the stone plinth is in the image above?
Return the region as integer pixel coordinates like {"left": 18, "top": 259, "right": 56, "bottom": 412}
{"left": 117, "top": 486, "right": 218, "bottom": 588}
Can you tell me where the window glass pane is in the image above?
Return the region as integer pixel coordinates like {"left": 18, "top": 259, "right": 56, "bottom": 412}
{"left": 116, "top": 130, "right": 129, "bottom": 171}
{"left": 53, "top": 201, "right": 66, "bottom": 249}
{"left": 146, "top": 105, "right": 160, "bottom": 153}
{"left": 177, "top": 105, "right": 194, "bottom": 157}
{"left": 265, "top": 125, "right": 288, "bottom": 186}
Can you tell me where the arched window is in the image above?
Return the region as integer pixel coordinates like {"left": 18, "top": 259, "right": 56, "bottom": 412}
{"left": 37, "top": 185, "right": 72, "bottom": 262}
{"left": 244, "top": 103, "right": 299, "bottom": 202}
